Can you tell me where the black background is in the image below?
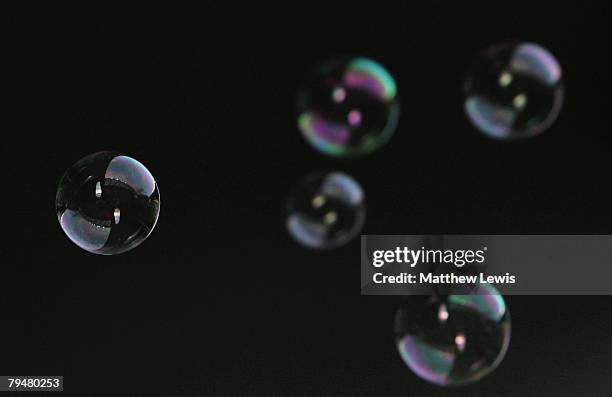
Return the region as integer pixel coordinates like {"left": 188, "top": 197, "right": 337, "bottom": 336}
{"left": 5, "top": 3, "right": 612, "bottom": 395}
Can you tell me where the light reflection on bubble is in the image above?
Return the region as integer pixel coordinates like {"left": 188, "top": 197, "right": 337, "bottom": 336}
{"left": 464, "top": 42, "right": 564, "bottom": 140}
{"left": 394, "top": 284, "right": 511, "bottom": 386}
{"left": 56, "top": 151, "right": 160, "bottom": 255}
{"left": 286, "top": 172, "right": 365, "bottom": 250}
{"left": 297, "top": 57, "right": 400, "bottom": 157}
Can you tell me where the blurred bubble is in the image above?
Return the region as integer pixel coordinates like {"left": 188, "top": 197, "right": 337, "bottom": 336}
{"left": 394, "top": 284, "right": 511, "bottom": 386}
{"left": 464, "top": 42, "right": 564, "bottom": 140}
{"left": 297, "top": 57, "right": 400, "bottom": 157}
{"left": 286, "top": 172, "right": 366, "bottom": 249}
{"left": 56, "top": 151, "right": 160, "bottom": 255}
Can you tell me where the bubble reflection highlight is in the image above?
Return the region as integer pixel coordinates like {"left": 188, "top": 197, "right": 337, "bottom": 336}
{"left": 286, "top": 172, "right": 365, "bottom": 250}
{"left": 395, "top": 284, "right": 511, "bottom": 386}
{"left": 297, "top": 57, "right": 400, "bottom": 157}
{"left": 464, "top": 42, "right": 564, "bottom": 140}
{"left": 56, "top": 151, "right": 160, "bottom": 255}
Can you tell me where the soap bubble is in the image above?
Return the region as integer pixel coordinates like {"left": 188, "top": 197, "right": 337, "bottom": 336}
{"left": 394, "top": 284, "right": 511, "bottom": 386}
{"left": 464, "top": 42, "right": 564, "bottom": 140}
{"left": 286, "top": 172, "right": 365, "bottom": 249}
{"left": 297, "top": 57, "right": 400, "bottom": 157}
{"left": 56, "top": 151, "right": 160, "bottom": 255}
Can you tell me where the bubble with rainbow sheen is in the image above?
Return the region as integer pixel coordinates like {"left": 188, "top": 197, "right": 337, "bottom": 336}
{"left": 56, "top": 151, "right": 160, "bottom": 255}
{"left": 463, "top": 42, "right": 564, "bottom": 140}
{"left": 286, "top": 172, "right": 365, "bottom": 250}
{"left": 297, "top": 57, "right": 400, "bottom": 157}
{"left": 394, "top": 284, "right": 511, "bottom": 386}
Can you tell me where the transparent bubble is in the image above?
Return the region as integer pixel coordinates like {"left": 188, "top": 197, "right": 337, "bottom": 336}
{"left": 286, "top": 172, "right": 366, "bottom": 249}
{"left": 56, "top": 151, "right": 160, "bottom": 255}
{"left": 297, "top": 57, "right": 400, "bottom": 157}
{"left": 394, "top": 284, "right": 511, "bottom": 386}
{"left": 464, "top": 42, "right": 564, "bottom": 140}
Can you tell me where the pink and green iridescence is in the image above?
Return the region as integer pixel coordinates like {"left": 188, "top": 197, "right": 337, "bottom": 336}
{"left": 343, "top": 57, "right": 397, "bottom": 102}
{"left": 395, "top": 285, "right": 511, "bottom": 386}
{"left": 298, "top": 57, "right": 399, "bottom": 157}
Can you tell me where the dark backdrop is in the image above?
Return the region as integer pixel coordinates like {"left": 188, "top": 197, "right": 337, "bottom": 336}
{"left": 5, "top": 3, "right": 612, "bottom": 395}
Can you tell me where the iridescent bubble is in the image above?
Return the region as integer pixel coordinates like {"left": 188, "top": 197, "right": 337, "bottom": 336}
{"left": 297, "top": 57, "right": 400, "bottom": 157}
{"left": 56, "top": 151, "right": 160, "bottom": 255}
{"left": 394, "top": 284, "right": 511, "bottom": 386}
{"left": 286, "top": 172, "right": 365, "bottom": 249}
{"left": 464, "top": 42, "right": 564, "bottom": 140}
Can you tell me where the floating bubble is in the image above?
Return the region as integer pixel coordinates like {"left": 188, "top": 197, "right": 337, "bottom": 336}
{"left": 394, "top": 284, "right": 511, "bottom": 386}
{"left": 297, "top": 57, "right": 400, "bottom": 157}
{"left": 286, "top": 172, "right": 365, "bottom": 249}
{"left": 56, "top": 151, "right": 160, "bottom": 255}
{"left": 464, "top": 42, "right": 564, "bottom": 140}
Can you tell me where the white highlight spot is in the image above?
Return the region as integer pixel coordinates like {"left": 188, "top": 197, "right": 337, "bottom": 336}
{"left": 455, "top": 333, "right": 466, "bottom": 352}
{"left": 114, "top": 208, "right": 121, "bottom": 225}
{"left": 332, "top": 86, "right": 347, "bottom": 103}
{"left": 499, "top": 71, "right": 513, "bottom": 87}
{"left": 438, "top": 303, "right": 449, "bottom": 323}
{"left": 95, "top": 181, "right": 102, "bottom": 198}
{"left": 513, "top": 93, "right": 527, "bottom": 109}
{"left": 312, "top": 195, "right": 326, "bottom": 209}
{"left": 323, "top": 211, "right": 337, "bottom": 225}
